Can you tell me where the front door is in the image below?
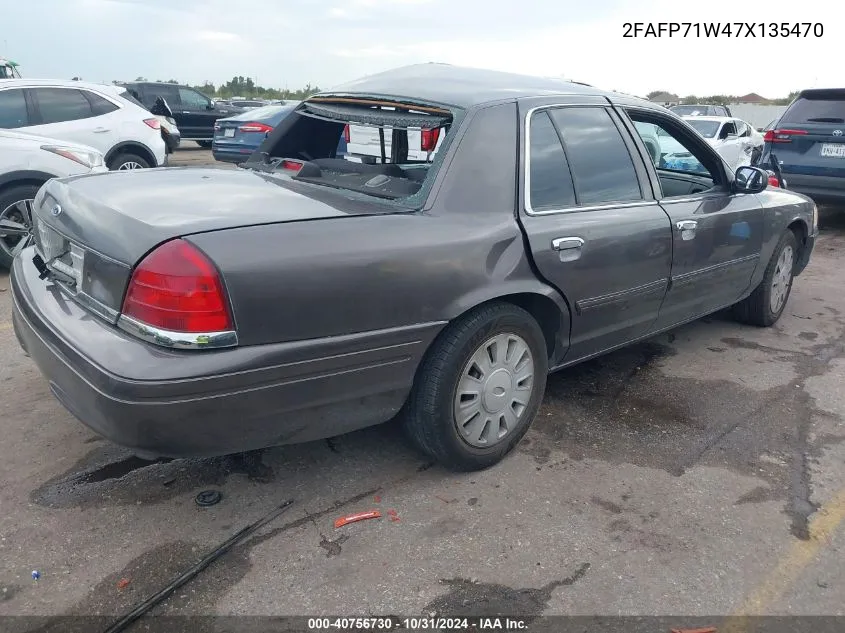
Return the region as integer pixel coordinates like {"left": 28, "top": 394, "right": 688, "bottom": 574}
{"left": 619, "top": 107, "right": 764, "bottom": 330}
{"left": 518, "top": 102, "right": 673, "bottom": 362}
{"left": 177, "top": 87, "right": 215, "bottom": 140}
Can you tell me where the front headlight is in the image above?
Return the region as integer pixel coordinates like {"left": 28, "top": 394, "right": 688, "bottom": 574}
{"left": 40, "top": 145, "right": 105, "bottom": 169}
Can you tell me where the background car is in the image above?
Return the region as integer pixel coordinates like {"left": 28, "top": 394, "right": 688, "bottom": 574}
{"left": 0, "top": 128, "right": 107, "bottom": 267}
{"left": 683, "top": 116, "right": 763, "bottom": 169}
{"left": 118, "top": 81, "right": 245, "bottom": 147}
{"left": 0, "top": 79, "right": 166, "bottom": 170}
{"left": 759, "top": 88, "right": 845, "bottom": 204}
{"left": 670, "top": 104, "right": 733, "bottom": 117}
{"left": 212, "top": 103, "right": 347, "bottom": 164}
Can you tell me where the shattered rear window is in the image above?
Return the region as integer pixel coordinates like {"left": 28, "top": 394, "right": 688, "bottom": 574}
{"left": 250, "top": 95, "right": 462, "bottom": 207}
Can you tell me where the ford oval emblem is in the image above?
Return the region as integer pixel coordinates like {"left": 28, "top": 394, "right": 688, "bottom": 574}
{"left": 50, "top": 204, "right": 62, "bottom": 217}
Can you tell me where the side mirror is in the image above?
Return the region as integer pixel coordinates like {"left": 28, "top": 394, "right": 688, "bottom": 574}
{"left": 734, "top": 166, "right": 768, "bottom": 193}
{"left": 206, "top": 103, "right": 215, "bottom": 110}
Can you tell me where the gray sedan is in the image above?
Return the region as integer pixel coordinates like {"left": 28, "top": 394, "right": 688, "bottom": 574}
{"left": 11, "top": 64, "right": 817, "bottom": 471}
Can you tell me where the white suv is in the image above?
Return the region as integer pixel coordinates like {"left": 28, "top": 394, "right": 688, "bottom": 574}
{"left": 0, "top": 79, "right": 166, "bottom": 171}
{"left": 0, "top": 129, "right": 108, "bottom": 268}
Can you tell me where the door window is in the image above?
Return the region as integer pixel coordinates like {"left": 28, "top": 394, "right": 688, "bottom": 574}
{"left": 627, "top": 110, "right": 723, "bottom": 193}
{"left": 0, "top": 88, "right": 29, "bottom": 128}
{"left": 720, "top": 121, "right": 737, "bottom": 139}
{"left": 548, "top": 107, "right": 642, "bottom": 205}
{"left": 33, "top": 88, "right": 94, "bottom": 124}
{"left": 178, "top": 87, "right": 210, "bottom": 110}
{"left": 82, "top": 90, "right": 120, "bottom": 116}
{"left": 735, "top": 120, "right": 749, "bottom": 137}
{"left": 527, "top": 111, "right": 576, "bottom": 211}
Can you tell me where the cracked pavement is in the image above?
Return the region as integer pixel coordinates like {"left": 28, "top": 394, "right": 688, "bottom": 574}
{"left": 0, "top": 151, "right": 843, "bottom": 623}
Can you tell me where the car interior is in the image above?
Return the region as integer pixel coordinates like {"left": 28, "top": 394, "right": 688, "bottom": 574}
{"left": 250, "top": 98, "right": 453, "bottom": 200}
{"left": 625, "top": 110, "right": 726, "bottom": 198}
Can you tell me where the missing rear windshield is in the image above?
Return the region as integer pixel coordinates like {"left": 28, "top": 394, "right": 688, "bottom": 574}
{"left": 252, "top": 96, "right": 459, "bottom": 204}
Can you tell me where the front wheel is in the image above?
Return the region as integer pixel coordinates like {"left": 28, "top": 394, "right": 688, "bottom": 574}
{"left": 109, "top": 153, "right": 150, "bottom": 171}
{"left": 0, "top": 184, "right": 40, "bottom": 269}
{"left": 733, "top": 229, "right": 799, "bottom": 327}
{"left": 402, "top": 303, "right": 548, "bottom": 471}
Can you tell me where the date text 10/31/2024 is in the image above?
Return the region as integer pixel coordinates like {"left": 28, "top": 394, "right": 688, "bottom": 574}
{"left": 622, "top": 22, "right": 823, "bottom": 38}
{"left": 307, "top": 617, "right": 529, "bottom": 630}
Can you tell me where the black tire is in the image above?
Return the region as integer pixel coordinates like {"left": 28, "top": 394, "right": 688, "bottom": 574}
{"left": 402, "top": 302, "right": 549, "bottom": 471}
{"left": 0, "top": 183, "right": 41, "bottom": 269}
{"left": 197, "top": 141, "right": 212, "bottom": 149}
{"left": 108, "top": 152, "right": 151, "bottom": 171}
{"left": 733, "top": 229, "right": 799, "bottom": 327}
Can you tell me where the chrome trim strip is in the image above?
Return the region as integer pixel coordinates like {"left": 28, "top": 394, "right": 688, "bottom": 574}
{"left": 117, "top": 315, "right": 239, "bottom": 350}
{"left": 523, "top": 103, "right": 650, "bottom": 217}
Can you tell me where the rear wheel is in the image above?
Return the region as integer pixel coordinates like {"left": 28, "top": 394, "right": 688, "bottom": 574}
{"left": 197, "top": 141, "right": 212, "bottom": 149}
{"left": 0, "top": 184, "right": 40, "bottom": 269}
{"left": 109, "top": 152, "right": 150, "bottom": 171}
{"left": 402, "top": 303, "right": 548, "bottom": 471}
{"left": 733, "top": 229, "right": 798, "bottom": 326}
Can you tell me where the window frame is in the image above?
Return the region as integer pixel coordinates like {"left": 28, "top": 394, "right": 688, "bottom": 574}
{"left": 615, "top": 105, "right": 732, "bottom": 201}
{"left": 522, "top": 103, "right": 653, "bottom": 216}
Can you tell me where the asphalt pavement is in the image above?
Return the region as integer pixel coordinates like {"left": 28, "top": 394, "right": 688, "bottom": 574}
{"left": 0, "top": 146, "right": 843, "bottom": 624}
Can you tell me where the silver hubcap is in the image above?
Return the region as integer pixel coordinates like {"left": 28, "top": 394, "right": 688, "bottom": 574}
{"left": 0, "top": 198, "right": 34, "bottom": 259}
{"left": 453, "top": 333, "right": 535, "bottom": 448}
{"left": 118, "top": 161, "right": 143, "bottom": 170}
{"left": 770, "top": 245, "right": 794, "bottom": 313}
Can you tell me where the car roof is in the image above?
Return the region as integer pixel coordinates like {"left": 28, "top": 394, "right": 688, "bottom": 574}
{"left": 318, "top": 63, "right": 622, "bottom": 109}
{"left": 0, "top": 78, "right": 125, "bottom": 94}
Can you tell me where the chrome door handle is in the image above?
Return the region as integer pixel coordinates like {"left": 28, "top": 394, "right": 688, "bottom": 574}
{"left": 676, "top": 220, "right": 697, "bottom": 230}
{"left": 551, "top": 237, "right": 584, "bottom": 251}
{"left": 92, "top": 127, "right": 110, "bottom": 133}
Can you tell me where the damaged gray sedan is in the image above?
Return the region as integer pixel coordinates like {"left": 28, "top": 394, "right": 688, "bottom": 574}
{"left": 11, "top": 64, "right": 818, "bottom": 471}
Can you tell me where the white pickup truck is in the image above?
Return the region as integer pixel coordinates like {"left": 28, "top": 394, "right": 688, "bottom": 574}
{"left": 0, "top": 58, "right": 22, "bottom": 79}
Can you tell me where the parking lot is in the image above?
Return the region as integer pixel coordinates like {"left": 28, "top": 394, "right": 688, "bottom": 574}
{"left": 1, "top": 144, "right": 844, "bottom": 622}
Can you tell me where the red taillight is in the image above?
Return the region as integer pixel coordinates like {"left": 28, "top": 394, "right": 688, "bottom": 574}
{"left": 763, "top": 128, "right": 807, "bottom": 143}
{"left": 143, "top": 118, "right": 161, "bottom": 130}
{"left": 768, "top": 175, "right": 780, "bottom": 187}
{"left": 280, "top": 159, "right": 302, "bottom": 171}
{"left": 421, "top": 128, "right": 440, "bottom": 152}
{"left": 343, "top": 124, "right": 350, "bottom": 143}
{"left": 238, "top": 122, "right": 273, "bottom": 133}
{"left": 122, "top": 239, "right": 234, "bottom": 334}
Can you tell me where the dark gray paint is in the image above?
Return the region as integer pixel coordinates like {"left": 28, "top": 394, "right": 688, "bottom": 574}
{"left": 13, "top": 65, "right": 818, "bottom": 458}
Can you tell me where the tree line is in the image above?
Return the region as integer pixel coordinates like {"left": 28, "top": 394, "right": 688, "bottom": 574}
{"left": 646, "top": 90, "right": 800, "bottom": 106}
{"left": 129, "top": 76, "right": 321, "bottom": 100}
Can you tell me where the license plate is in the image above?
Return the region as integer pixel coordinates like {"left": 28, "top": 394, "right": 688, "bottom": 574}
{"left": 224, "top": 128, "right": 235, "bottom": 138}
{"left": 820, "top": 143, "right": 845, "bottom": 158}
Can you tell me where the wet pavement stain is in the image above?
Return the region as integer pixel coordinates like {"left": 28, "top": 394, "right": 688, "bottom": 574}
{"left": 524, "top": 329, "right": 845, "bottom": 540}
{"left": 799, "top": 332, "right": 819, "bottom": 341}
{"left": 30, "top": 446, "right": 277, "bottom": 509}
{"left": 590, "top": 496, "right": 623, "bottom": 514}
{"left": 424, "top": 563, "right": 589, "bottom": 617}
{"left": 319, "top": 534, "right": 349, "bottom": 557}
{"left": 1, "top": 584, "right": 22, "bottom": 601}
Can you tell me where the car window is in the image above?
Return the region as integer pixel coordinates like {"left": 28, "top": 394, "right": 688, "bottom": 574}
{"left": 735, "top": 121, "right": 748, "bottom": 137}
{"left": 722, "top": 122, "right": 737, "bottom": 138}
{"left": 716, "top": 107, "right": 727, "bottom": 116}
{"left": 629, "top": 114, "right": 716, "bottom": 183}
{"left": 33, "top": 88, "right": 95, "bottom": 124}
{"left": 82, "top": 90, "right": 120, "bottom": 116}
{"left": 782, "top": 95, "right": 845, "bottom": 123}
{"left": 528, "top": 111, "right": 576, "bottom": 211}
{"left": 179, "top": 87, "right": 210, "bottom": 109}
{"left": 548, "top": 107, "right": 641, "bottom": 206}
{"left": 143, "top": 84, "right": 179, "bottom": 107}
{"left": 685, "top": 119, "right": 720, "bottom": 138}
{"left": 0, "top": 88, "right": 29, "bottom": 128}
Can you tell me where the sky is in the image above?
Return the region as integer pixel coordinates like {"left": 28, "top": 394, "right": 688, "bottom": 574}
{"left": 0, "top": 0, "right": 839, "bottom": 98}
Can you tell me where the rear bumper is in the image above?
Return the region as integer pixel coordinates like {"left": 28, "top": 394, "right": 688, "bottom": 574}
{"left": 11, "top": 249, "right": 440, "bottom": 458}
{"left": 212, "top": 146, "right": 255, "bottom": 163}
{"left": 781, "top": 173, "right": 845, "bottom": 203}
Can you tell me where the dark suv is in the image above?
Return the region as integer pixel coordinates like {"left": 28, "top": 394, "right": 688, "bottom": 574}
{"left": 669, "top": 104, "right": 732, "bottom": 117}
{"left": 118, "top": 82, "right": 243, "bottom": 147}
{"left": 759, "top": 89, "right": 845, "bottom": 203}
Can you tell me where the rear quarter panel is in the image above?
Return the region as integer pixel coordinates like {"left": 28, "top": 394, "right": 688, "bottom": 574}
{"left": 751, "top": 188, "right": 815, "bottom": 285}
{"left": 188, "top": 101, "right": 570, "bottom": 359}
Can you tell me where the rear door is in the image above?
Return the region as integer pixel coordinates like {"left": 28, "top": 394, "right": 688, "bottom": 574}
{"left": 768, "top": 90, "right": 845, "bottom": 181}
{"left": 518, "top": 100, "right": 672, "bottom": 361}
{"left": 26, "top": 87, "right": 120, "bottom": 155}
